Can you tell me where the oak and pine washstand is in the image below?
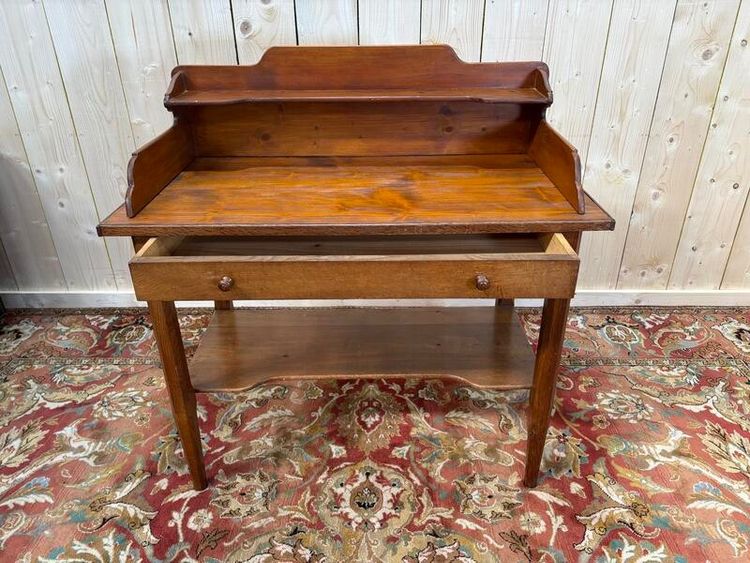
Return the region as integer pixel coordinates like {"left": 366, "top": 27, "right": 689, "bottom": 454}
{"left": 98, "top": 45, "right": 615, "bottom": 490}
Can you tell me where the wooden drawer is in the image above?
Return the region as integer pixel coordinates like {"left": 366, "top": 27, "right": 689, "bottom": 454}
{"left": 129, "top": 234, "right": 579, "bottom": 300}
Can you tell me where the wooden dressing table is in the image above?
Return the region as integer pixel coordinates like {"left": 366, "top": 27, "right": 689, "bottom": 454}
{"left": 97, "top": 45, "right": 614, "bottom": 491}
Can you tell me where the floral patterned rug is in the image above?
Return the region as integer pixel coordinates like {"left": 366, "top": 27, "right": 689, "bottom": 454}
{"left": 1, "top": 306, "right": 749, "bottom": 562}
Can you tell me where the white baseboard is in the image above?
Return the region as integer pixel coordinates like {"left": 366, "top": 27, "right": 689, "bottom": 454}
{"left": 2, "top": 290, "right": 749, "bottom": 309}
{"left": 568, "top": 290, "right": 749, "bottom": 307}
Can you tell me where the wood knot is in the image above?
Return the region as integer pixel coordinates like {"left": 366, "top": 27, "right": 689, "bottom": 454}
{"left": 239, "top": 19, "right": 252, "bottom": 36}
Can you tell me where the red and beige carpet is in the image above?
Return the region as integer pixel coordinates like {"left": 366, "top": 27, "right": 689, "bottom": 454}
{"left": 1, "top": 307, "right": 749, "bottom": 561}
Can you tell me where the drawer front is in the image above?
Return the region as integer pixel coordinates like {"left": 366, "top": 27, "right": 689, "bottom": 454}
{"left": 130, "top": 255, "right": 579, "bottom": 300}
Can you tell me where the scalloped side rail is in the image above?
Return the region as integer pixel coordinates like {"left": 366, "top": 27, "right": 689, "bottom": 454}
{"left": 529, "top": 121, "right": 585, "bottom": 214}
{"left": 125, "top": 120, "right": 193, "bottom": 218}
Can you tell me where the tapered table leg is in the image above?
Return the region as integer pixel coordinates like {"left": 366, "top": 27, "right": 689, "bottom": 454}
{"left": 148, "top": 300, "right": 208, "bottom": 490}
{"left": 495, "top": 298, "right": 514, "bottom": 307}
{"left": 524, "top": 298, "right": 570, "bottom": 487}
{"left": 214, "top": 300, "right": 233, "bottom": 310}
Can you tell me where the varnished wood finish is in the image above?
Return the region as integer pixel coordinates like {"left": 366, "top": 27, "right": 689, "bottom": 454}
{"left": 529, "top": 121, "right": 585, "bottom": 213}
{"left": 167, "top": 87, "right": 551, "bottom": 106}
{"left": 188, "top": 101, "right": 537, "bottom": 157}
{"left": 125, "top": 121, "right": 193, "bottom": 217}
{"left": 165, "top": 45, "right": 552, "bottom": 97}
{"left": 99, "top": 155, "right": 614, "bottom": 238}
{"left": 128, "top": 234, "right": 579, "bottom": 301}
{"left": 186, "top": 154, "right": 536, "bottom": 170}
{"left": 563, "top": 231, "right": 582, "bottom": 253}
{"left": 110, "top": 46, "right": 612, "bottom": 226}
{"left": 95, "top": 45, "right": 616, "bottom": 490}
{"left": 103, "top": 195, "right": 612, "bottom": 237}
{"left": 524, "top": 298, "right": 570, "bottom": 487}
{"left": 131, "top": 257, "right": 578, "bottom": 300}
{"left": 147, "top": 300, "right": 207, "bottom": 490}
{"left": 189, "top": 306, "right": 535, "bottom": 392}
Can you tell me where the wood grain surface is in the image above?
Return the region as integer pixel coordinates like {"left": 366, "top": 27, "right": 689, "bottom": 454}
{"left": 102, "top": 155, "right": 613, "bottom": 237}
{"left": 129, "top": 232, "right": 579, "bottom": 300}
{"left": 0, "top": 63, "right": 63, "bottom": 289}
{"left": 187, "top": 101, "right": 539, "bottom": 157}
{"left": 166, "top": 46, "right": 550, "bottom": 92}
{"left": 125, "top": 122, "right": 194, "bottom": 217}
{"left": 671, "top": 0, "right": 750, "bottom": 289}
{"left": 148, "top": 300, "right": 207, "bottom": 490}
{"left": 45, "top": 0, "right": 136, "bottom": 288}
{"left": 168, "top": 0, "right": 237, "bottom": 64}
{"left": 295, "top": 0, "right": 358, "bottom": 46}
{"left": 482, "top": 0, "right": 549, "bottom": 61}
{"left": 577, "top": 0, "right": 678, "bottom": 289}
{"left": 359, "top": 0, "right": 421, "bottom": 45}
{"left": 232, "top": 0, "right": 296, "bottom": 64}
{"left": 188, "top": 306, "right": 536, "bottom": 391}
{"left": 105, "top": 0, "right": 178, "bottom": 145}
{"left": 524, "top": 297, "right": 570, "bottom": 487}
{"left": 620, "top": 0, "right": 739, "bottom": 290}
{"left": 529, "top": 121, "right": 585, "bottom": 213}
{"left": 1, "top": 4, "right": 746, "bottom": 295}
{"left": 0, "top": 0, "right": 115, "bottom": 290}
{"left": 420, "top": 0, "right": 485, "bottom": 62}
{"left": 543, "top": 0, "right": 613, "bottom": 165}
{"left": 165, "top": 87, "right": 551, "bottom": 106}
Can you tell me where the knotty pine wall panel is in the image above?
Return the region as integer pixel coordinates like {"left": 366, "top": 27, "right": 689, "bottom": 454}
{"left": 619, "top": 0, "right": 740, "bottom": 290}
{"left": 0, "top": 0, "right": 747, "bottom": 298}
{"left": 45, "top": 0, "right": 136, "bottom": 289}
{"left": 670, "top": 0, "right": 750, "bottom": 289}
{"left": 576, "top": 0, "right": 678, "bottom": 289}
{"left": 0, "top": 62, "right": 63, "bottom": 290}
{"left": 0, "top": 0, "right": 116, "bottom": 291}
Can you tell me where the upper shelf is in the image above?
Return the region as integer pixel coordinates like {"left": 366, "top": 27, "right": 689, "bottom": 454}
{"left": 165, "top": 86, "right": 552, "bottom": 107}
{"left": 163, "top": 45, "right": 553, "bottom": 108}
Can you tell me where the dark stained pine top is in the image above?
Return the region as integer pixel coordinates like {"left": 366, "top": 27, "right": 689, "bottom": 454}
{"left": 98, "top": 45, "right": 614, "bottom": 238}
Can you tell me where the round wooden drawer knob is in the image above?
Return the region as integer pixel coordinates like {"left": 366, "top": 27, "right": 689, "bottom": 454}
{"left": 475, "top": 274, "right": 491, "bottom": 291}
{"left": 218, "top": 275, "right": 234, "bottom": 292}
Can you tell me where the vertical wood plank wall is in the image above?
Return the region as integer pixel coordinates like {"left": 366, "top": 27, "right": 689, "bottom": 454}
{"left": 0, "top": 0, "right": 748, "bottom": 297}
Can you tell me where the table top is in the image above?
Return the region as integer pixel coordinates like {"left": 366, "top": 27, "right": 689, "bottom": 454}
{"left": 99, "top": 155, "right": 613, "bottom": 237}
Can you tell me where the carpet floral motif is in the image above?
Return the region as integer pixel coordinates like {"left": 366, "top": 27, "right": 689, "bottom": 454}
{"left": 1, "top": 307, "right": 750, "bottom": 561}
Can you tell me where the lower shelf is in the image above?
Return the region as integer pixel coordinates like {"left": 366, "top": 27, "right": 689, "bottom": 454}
{"left": 188, "top": 306, "right": 535, "bottom": 392}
